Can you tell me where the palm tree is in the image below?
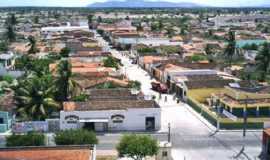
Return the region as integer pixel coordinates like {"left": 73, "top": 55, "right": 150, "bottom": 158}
{"left": 255, "top": 42, "right": 270, "bottom": 81}
{"left": 5, "top": 14, "right": 17, "bottom": 26}
{"left": 223, "top": 30, "right": 237, "bottom": 66}
{"left": 27, "top": 36, "right": 39, "bottom": 54}
{"left": 5, "top": 24, "right": 16, "bottom": 43}
{"left": 55, "top": 60, "right": 76, "bottom": 102}
{"left": 5, "top": 14, "right": 17, "bottom": 43}
{"left": 15, "top": 74, "right": 59, "bottom": 121}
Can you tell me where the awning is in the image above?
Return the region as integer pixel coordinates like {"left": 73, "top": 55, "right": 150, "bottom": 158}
{"left": 79, "top": 119, "right": 109, "bottom": 123}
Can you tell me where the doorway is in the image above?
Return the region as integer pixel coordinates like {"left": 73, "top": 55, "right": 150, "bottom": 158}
{"left": 145, "top": 117, "right": 155, "bottom": 131}
{"left": 83, "top": 122, "right": 95, "bottom": 131}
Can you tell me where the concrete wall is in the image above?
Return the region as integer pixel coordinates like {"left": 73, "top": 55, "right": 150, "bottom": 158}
{"left": 60, "top": 108, "right": 161, "bottom": 131}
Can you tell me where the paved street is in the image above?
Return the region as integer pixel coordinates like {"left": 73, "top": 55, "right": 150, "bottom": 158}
{"left": 95, "top": 32, "right": 263, "bottom": 160}
{"left": 97, "top": 133, "right": 168, "bottom": 151}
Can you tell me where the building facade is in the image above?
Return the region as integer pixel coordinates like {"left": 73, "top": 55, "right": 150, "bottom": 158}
{"left": 60, "top": 100, "right": 161, "bottom": 132}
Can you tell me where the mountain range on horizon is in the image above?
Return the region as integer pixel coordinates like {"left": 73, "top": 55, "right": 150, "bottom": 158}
{"left": 88, "top": 0, "right": 270, "bottom": 8}
{"left": 88, "top": 0, "right": 203, "bottom": 8}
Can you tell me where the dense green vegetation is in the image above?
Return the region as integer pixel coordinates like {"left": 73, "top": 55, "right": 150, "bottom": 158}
{"left": 6, "top": 132, "right": 45, "bottom": 147}
{"left": 103, "top": 56, "right": 120, "bottom": 69}
{"left": 14, "top": 74, "right": 59, "bottom": 121}
{"left": 54, "top": 129, "right": 98, "bottom": 145}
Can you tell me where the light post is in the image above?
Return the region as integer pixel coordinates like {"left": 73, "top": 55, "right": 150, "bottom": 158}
{"left": 168, "top": 123, "right": 171, "bottom": 143}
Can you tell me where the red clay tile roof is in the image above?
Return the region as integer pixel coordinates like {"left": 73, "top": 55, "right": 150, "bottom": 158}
{"left": 63, "top": 100, "right": 159, "bottom": 111}
{"left": 0, "top": 145, "right": 93, "bottom": 160}
{"left": 264, "top": 129, "right": 270, "bottom": 136}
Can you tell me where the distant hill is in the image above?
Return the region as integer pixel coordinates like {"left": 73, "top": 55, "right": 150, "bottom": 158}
{"left": 88, "top": 0, "right": 203, "bottom": 8}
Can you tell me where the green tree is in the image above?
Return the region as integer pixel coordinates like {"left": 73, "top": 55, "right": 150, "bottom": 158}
{"left": 158, "top": 19, "right": 164, "bottom": 32}
{"left": 97, "top": 16, "right": 103, "bottom": 23}
{"left": 5, "top": 24, "right": 16, "bottom": 43}
{"left": 6, "top": 132, "right": 45, "bottom": 147}
{"left": 0, "top": 42, "right": 8, "bottom": 52}
{"left": 10, "top": 14, "right": 17, "bottom": 25}
{"left": 15, "top": 55, "right": 53, "bottom": 76}
{"left": 5, "top": 14, "right": 17, "bottom": 26}
{"left": 204, "top": 44, "right": 215, "bottom": 62}
{"left": 34, "top": 16, "right": 39, "bottom": 24}
{"left": 191, "top": 55, "right": 207, "bottom": 62}
{"left": 224, "top": 30, "right": 237, "bottom": 66}
{"left": 117, "top": 134, "right": 159, "bottom": 160}
{"left": 15, "top": 74, "right": 59, "bottom": 121}
{"left": 255, "top": 42, "right": 270, "bottom": 81}
{"left": 55, "top": 129, "right": 98, "bottom": 145}
{"left": 27, "top": 36, "right": 39, "bottom": 54}
{"left": 55, "top": 60, "right": 75, "bottom": 101}
{"left": 2, "top": 74, "right": 14, "bottom": 84}
{"left": 165, "top": 27, "right": 176, "bottom": 38}
{"left": 103, "top": 56, "right": 119, "bottom": 69}
{"left": 150, "top": 23, "right": 158, "bottom": 32}
{"left": 59, "top": 47, "right": 70, "bottom": 58}
{"left": 71, "top": 93, "right": 88, "bottom": 102}
{"left": 88, "top": 14, "right": 94, "bottom": 29}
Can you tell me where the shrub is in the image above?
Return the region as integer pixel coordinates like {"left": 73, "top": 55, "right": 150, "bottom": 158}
{"left": 128, "top": 80, "right": 141, "bottom": 90}
{"left": 2, "top": 74, "right": 13, "bottom": 84}
{"left": 103, "top": 56, "right": 119, "bottom": 69}
{"left": 54, "top": 129, "right": 98, "bottom": 145}
{"left": 71, "top": 93, "right": 88, "bottom": 102}
{"left": 6, "top": 132, "right": 45, "bottom": 147}
{"left": 191, "top": 54, "right": 207, "bottom": 62}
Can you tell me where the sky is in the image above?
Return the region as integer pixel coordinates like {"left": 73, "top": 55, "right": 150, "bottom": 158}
{"left": 0, "top": 0, "right": 269, "bottom": 7}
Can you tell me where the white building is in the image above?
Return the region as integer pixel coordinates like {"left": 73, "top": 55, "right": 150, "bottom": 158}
{"left": 60, "top": 100, "right": 161, "bottom": 132}
{"left": 0, "top": 52, "right": 16, "bottom": 70}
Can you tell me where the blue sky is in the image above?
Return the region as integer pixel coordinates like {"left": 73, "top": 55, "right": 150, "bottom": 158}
{"left": 0, "top": 0, "right": 269, "bottom": 7}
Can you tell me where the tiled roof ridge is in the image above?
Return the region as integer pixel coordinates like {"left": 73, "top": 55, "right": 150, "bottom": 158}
{"left": 0, "top": 145, "right": 94, "bottom": 151}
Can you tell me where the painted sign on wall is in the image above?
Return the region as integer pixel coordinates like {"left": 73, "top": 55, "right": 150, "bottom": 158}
{"left": 12, "top": 121, "right": 48, "bottom": 133}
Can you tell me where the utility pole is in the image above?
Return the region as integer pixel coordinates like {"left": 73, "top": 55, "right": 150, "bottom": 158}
{"left": 234, "top": 95, "right": 248, "bottom": 159}
{"left": 243, "top": 95, "right": 248, "bottom": 138}
{"left": 168, "top": 123, "right": 171, "bottom": 142}
{"left": 216, "top": 106, "right": 221, "bottom": 132}
{"left": 242, "top": 95, "right": 248, "bottom": 152}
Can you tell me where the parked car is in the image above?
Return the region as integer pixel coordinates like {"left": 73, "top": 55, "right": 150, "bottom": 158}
{"left": 151, "top": 82, "right": 168, "bottom": 93}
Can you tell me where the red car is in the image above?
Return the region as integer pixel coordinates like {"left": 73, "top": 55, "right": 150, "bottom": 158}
{"left": 151, "top": 82, "right": 168, "bottom": 93}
